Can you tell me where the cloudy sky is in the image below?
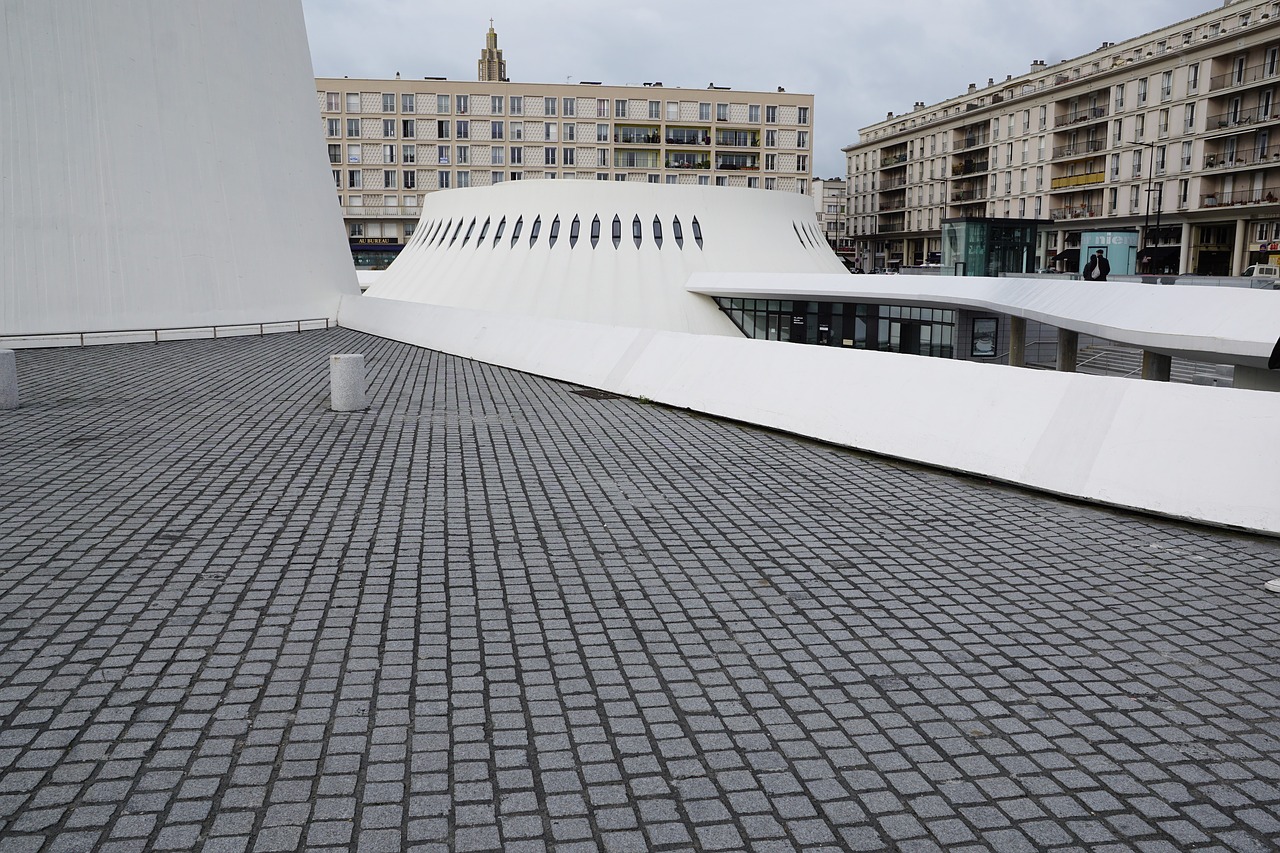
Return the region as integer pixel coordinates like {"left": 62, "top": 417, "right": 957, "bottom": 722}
{"left": 303, "top": 0, "right": 1213, "bottom": 177}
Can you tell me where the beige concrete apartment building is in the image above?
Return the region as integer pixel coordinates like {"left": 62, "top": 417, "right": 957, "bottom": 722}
{"left": 844, "top": 0, "right": 1280, "bottom": 275}
{"left": 318, "top": 30, "right": 815, "bottom": 266}
{"left": 811, "top": 177, "right": 851, "bottom": 257}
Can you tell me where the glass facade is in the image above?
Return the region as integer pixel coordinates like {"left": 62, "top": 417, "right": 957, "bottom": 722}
{"left": 715, "top": 298, "right": 955, "bottom": 358}
{"left": 940, "top": 218, "right": 1039, "bottom": 277}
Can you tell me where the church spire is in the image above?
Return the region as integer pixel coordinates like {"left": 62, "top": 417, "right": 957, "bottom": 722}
{"left": 478, "top": 21, "right": 507, "bottom": 82}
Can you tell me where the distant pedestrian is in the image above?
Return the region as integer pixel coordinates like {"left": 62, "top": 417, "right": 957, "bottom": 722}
{"left": 1083, "top": 249, "right": 1111, "bottom": 281}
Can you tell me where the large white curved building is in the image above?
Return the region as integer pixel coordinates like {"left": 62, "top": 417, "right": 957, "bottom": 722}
{"left": 365, "top": 181, "right": 846, "bottom": 335}
{"left": 0, "top": 0, "right": 357, "bottom": 339}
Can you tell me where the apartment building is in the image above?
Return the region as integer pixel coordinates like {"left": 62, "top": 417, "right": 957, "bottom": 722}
{"left": 843, "top": 0, "right": 1280, "bottom": 276}
{"left": 318, "top": 29, "right": 815, "bottom": 267}
{"left": 812, "top": 177, "right": 853, "bottom": 258}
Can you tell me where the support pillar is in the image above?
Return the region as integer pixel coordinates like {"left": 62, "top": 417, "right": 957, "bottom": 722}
{"left": 1141, "top": 351, "right": 1172, "bottom": 382}
{"left": 1009, "top": 316, "right": 1026, "bottom": 367}
{"left": 1232, "top": 217, "right": 1248, "bottom": 276}
{"left": 1178, "top": 221, "right": 1193, "bottom": 275}
{"left": 0, "top": 349, "right": 16, "bottom": 410}
{"left": 329, "top": 353, "right": 367, "bottom": 411}
{"left": 1056, "top": 329, "right": 1078, "bottom": 372}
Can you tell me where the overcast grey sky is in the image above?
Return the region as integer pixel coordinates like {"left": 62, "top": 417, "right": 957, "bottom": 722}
{"left": 303, "top": 0, "right": 1213, "bottom": 178}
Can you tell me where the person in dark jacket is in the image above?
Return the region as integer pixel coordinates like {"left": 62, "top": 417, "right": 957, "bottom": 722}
{"left": 1083, "top": 249, "right": 1111, "bottom": 281}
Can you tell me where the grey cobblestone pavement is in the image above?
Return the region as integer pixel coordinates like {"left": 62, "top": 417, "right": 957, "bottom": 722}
{"left": 1, "top": 327, "right": 1278, "bottom": 853}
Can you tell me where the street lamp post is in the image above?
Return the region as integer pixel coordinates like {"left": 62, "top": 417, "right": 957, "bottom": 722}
{"left": 1134, "top": 138, "right": 1164, "bottom": 273}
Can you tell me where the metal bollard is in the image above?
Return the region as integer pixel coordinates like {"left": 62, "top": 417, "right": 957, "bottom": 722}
{"left": 329, "top": 353, "right": 366, "bottom": 411}
{"left": 0, "top": 349, "right": 17, "bottom": 410}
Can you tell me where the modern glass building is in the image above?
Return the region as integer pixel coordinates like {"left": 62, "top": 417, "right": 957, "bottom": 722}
{"left": 715, "top": 298, "right": 956, "bottom": 357}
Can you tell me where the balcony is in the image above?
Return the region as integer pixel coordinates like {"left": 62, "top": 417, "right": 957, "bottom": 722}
{"left": 1050, "top": 171, "right": 1105, "bottom": 190}
{"left": 1204, "top": 144, "right": 1280, "bottom": 169}
{"left": 876, "top": 199, "right": 906, "bottom": 212}
{"left": 880, "top": 152, "right": 908, "bottom": 167}
{"left": 342, "top": 206, "right": 421, "bottom": 218}
{"left": 1207, "top": 105, "right": 1277, "bottom": 129}
{"left": 1054, "top": 106, "right": 1108, "bottom": 128}
{"left": 715, "top": 153, "right": 760, "bottom": 171}
{"left": 614, "top": 151, "right": 660, "bottom": 169}
{"left": 715, "top": 129, "right": 760, "bottom": 147}
{"left": 951, "top": 160, "right": 989, "bottom": 176}
{"left": 666, "top": 128, "right": 712, "bottom": 146}
{"left": 880, "top": 175, "right": 907, "bottom": 189}
{"left": 950, "top": 189, "right": 987, "bottom": 202}
{"left": 1209, "top": 62, "right": 1280, "bottom": 92}
{"left": 1050, "top": 205, "right": 1101, "bottom": 221}
{"left": 1201, "top": 185, "right": 1280, "bottom": 207}
{"left": 664, "top": 154, "right": 710, "bottom": 169}
{"left": 956, "top": 133, "right": 990, "bottom": 151}
{"left": 1052, "top": 138, "right": 1105, "bottom": 158}
{"left": 615, "top": 126, "right": 661, "bottom": 145}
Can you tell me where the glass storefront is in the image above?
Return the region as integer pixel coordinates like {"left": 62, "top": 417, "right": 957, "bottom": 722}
{"left": 715, "top": 298, "right": 955, "bottom": 358}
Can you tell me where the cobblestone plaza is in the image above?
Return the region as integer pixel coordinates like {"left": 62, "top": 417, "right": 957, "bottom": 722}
{"left": 1, "top": 329, "right": 1278, "bottom": 852}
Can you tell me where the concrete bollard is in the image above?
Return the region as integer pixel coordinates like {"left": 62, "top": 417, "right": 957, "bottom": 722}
{"left": 329, "top": 353, "right": 367, "bottom": 411}
{"left": 0, "top": 349, "right": 17, "bottom": 410}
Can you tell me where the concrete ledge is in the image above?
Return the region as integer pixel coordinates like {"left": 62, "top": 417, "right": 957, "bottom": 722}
{"left": 339, "top": 294, "right": 1280, "bottom": 536}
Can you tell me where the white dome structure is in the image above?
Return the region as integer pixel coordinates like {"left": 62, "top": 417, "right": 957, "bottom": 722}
{"left": 364, "top": 181, "right": 847, "bottom": 335}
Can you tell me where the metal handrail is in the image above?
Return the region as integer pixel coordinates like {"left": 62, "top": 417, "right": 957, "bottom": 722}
{"left": 0, "top": 318, "right": 332, "bottom": 347}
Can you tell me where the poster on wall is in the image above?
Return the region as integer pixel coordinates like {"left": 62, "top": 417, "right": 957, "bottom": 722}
{"left": 971, "top": 318, "right": 998, "bottom": 358}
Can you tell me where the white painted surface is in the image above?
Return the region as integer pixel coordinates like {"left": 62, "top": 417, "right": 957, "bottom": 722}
{"left": 0, "top": 0, "right": 357, "bottom": 336}
{"left": 341, "top": 293, "right": 1280, "bottom": 535}
{"left": 689, "top": 272, "right": 1280, "bottom": 368}
{"left": 365, "top": 181, "right": 846, "bottom": 336}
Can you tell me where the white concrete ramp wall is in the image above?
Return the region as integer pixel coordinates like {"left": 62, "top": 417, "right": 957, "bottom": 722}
{"left": 341, "top": 294, "right": 1280, "bottom": 536}
{"left": 0, "top": 0, "right": 357, "bottom": 336}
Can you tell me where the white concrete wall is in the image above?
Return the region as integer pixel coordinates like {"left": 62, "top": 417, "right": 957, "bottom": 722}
{"left": 341, "top": 293, "right": 1280, "bottom": 536}
{"left": 0, "top": 0, "right": 358, "bottom": 336}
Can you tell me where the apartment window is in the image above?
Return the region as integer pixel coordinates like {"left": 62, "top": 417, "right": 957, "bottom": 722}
{"left": 666, "top": 101, "right": 678, "bottom": 120}
{"left": 797, "top": 179, "right": 807, "bottom": 194}
{"left": 347, "top": 118, "right": 360, "bottom": 137}
{"left": 327, "top": 144, "right": 340, "bottom": 164}
{"left": 715, "top": 176, "right": 727, "bottom": 186}
{"left": 563, "top": 97, "right": 575, "bottom": 117}
{"left": 510, "top": 147, "right": 523, "bottom": 165}
{"left": 347, "top": 169, "right": 361, "bottom": 188}
{"left": 544, "top": 123, "right": 557, "bottom": 143}
{"left": 1035, "top": 165, "right": 1044, "bottom": 188}
{"left": 491, "top": 121, "right": 504, "bottom": 140}
{"left": 1135, "top": 114, "right": 1145, "bottom": 141}
{"left": 492, "top": 172, "right": 505, "bottom": 184}
{"left": 1158, "top": 109, "right": 1169, "bottom": 136}
{"left": 383, "top": 170, "right": 396, "bottom": 189}
{"left": 1187, "top": 63, "right": 1200, "bottom": 94}
{"left": 766, "top": 105, "right": 778, "bottom": 123}
{"left": 438, "top": 171, "right": 450, "bottom": 189}
{"left": 350, "top": 223, "right": 363, "bottom": 237}
{"left": 1113, "top": 120, "right": 1123, "bottom": 144}
{"left": 564, "top": 148, "right": 576, "bottom": 166}
{"left": 491, "top": 147, "right": 504, "bottom": 166}
{"left": 347, "top": 143, "right": 360, "bottom": 163}
{"left": 544, "top": 97, "right": 556, "bottom": 116}
{"left": 402, "top": 119, "right": 415, "bottom": 138}
{"left": 615, "top": 99, "right": 627, "bottom": 118}
{"left": 616, "top": 174, "right": 628, "bottom": 182}
{"left": 1184, "top": 103, "right": 1196, "bottom": 132}
{"left": 346, "top": 93, "right": 360, "bottom": 112}
{"left": 402, "top": 94, "right": 415, "bottom": 114}
{"left": 1155, "top": 145, "right": 1166, "bottom": 174}
{"left": 765, "top": 130, "right": 777, "bottom": 147}
{"left": 1267, "top": 47, "right": 1279, "bottom": 77}
{"left": 563, "top": 123, "right": 575, "bottom": 142}
{"left": 383, "top": 144, "right": 396, "bottom": 163}
{"left": 798, "top": 107, "right": 809, "bottom": 125}
{"left": 1161, "top": 71, "right": 1173, "bottom": 100}
{"left": 1132, "top": 149, "right": 1143, "bottom": 178}
{"left": 597, "top": 124, "right": 609, "bottom": 142}
{"left": 437, "top": 145, "right": 449, "bottom": 165}
{"left": 797, "top": 155, "right": 808, "bottom": 172}
{"left": 1021, "top": 140, "right": 1029, "bottom": 163}
{"left": 665, "top": 174, "right": 677, "bottom": 184}
{"left": 1039, "top": 105, "right": 1047, "bottom": 129}
{"left": 491, "top": 95, "right": 504, "bottom": 114}
{"left": 749, "top": 104, "right": 761, "bottom": 123}
{"left": 992, "top": 119, "right": 999, "bottom": 141}
{"left": 1178, "top": 179, "right": 1189, "bottom": 206}
{"left": 511, "top": 122, "right": 523, "bottom": 140}
{"left": 648, "top": 100, "right": 660, "bottom": 119}
{"left": 436, "top": 120, "right": 450, "bottom": 139}
{"left": 456, "top": 95, "right": 469, "bottom": 114}
{"left": 1007, "top": 115, "right": 1014, "bottom": 137}
{"left": 1137, "top": 78, "right": 1147, "bottom": 105}
{"left": 327, "top": 118, "right": 340, "bottom": 137}
{"left": 1109, "top": 187, "right": 1118, "bottom": 212}
{"left": 1130, "top": 185, "right": 1140, "bottom": 211}
{"left": 382, "top": 119, "right": 396, "bottom": 138}
{"left": 1022, "top": 110, "right": 1030, "bottom": 132}
{"left": 332, "top": 169, "right": 340, "bottom": 188}
{"left": 716, "top": 103, "right": 728, "bottom": 121}
{"left": 382, "top": 93, "right": 395, "bottom": 113}
{"left": 797, "top": 131, "right": 809, "bottom": 149}
{"left": 325, "top": 92, "right": 340, "bottom": 111}
{"left": 510, "top": 97, "right": 523, "bottom": 115}
{"left": 403, "top": 144, "right": 416, "bottom": 164}
{"left": 1181, "top": 140, "right": 1192, "bottom": 169}
{"left": 597, "top": 173, "right": 610, "bottom": 181}
{"left": 765, "top": 177, "right": 776, "bottom": 189}
{"left": 699, "top": 102, "right": 711, "bottom": 121}
{"left": 765, "top": 153, "right": 777, "bottom": 170}
{"left": 597, "top": 148, "right": 609, "bottom": 166}
{"left": 436, "top": 94, "right": 450, "bottom": 114}
{"left": 456, "top": 146, "right": 469, "bottom": 165}
{"left": 596, "top": 99, "right": 608, "bottom": 118}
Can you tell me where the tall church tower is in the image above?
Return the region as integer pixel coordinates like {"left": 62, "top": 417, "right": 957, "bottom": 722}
{"left": 477, "top": 21, "right": 507, "bottom": 82}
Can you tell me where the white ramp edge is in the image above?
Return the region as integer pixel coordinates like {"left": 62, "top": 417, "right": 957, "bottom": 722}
{"left": 340, "top": 294, "right": 1280, "bottom": 537}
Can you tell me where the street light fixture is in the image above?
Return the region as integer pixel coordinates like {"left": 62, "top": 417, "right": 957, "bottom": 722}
{"left": 1134, "top": 138, "right": 1165, "bottom": 272}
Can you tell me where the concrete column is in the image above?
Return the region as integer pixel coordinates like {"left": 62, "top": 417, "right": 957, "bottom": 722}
{"left": 1009, "top": 316, "right": 1026, "bottom": 367}
{"left": 1056, "top": 329, "right": 1079, "bottom": 372}
{"left": 1232, "top": 217, "right": 1248, "bottom": 276}
{"left": 1141, "top": 351, "right": 1172, "bottom": 382}
{"left": 0, "top": 349, "right": 16, "bottom": 410}
{"left": 329, "top": 353, "right": 367, "bottom": 411}
{"left": 1178, "top": 221, "right": 1193, "bottom": 275}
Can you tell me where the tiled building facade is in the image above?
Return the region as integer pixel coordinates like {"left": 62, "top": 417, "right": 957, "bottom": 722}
{"left": 843, "top": 0, "right": 1280, "bottom": 276}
